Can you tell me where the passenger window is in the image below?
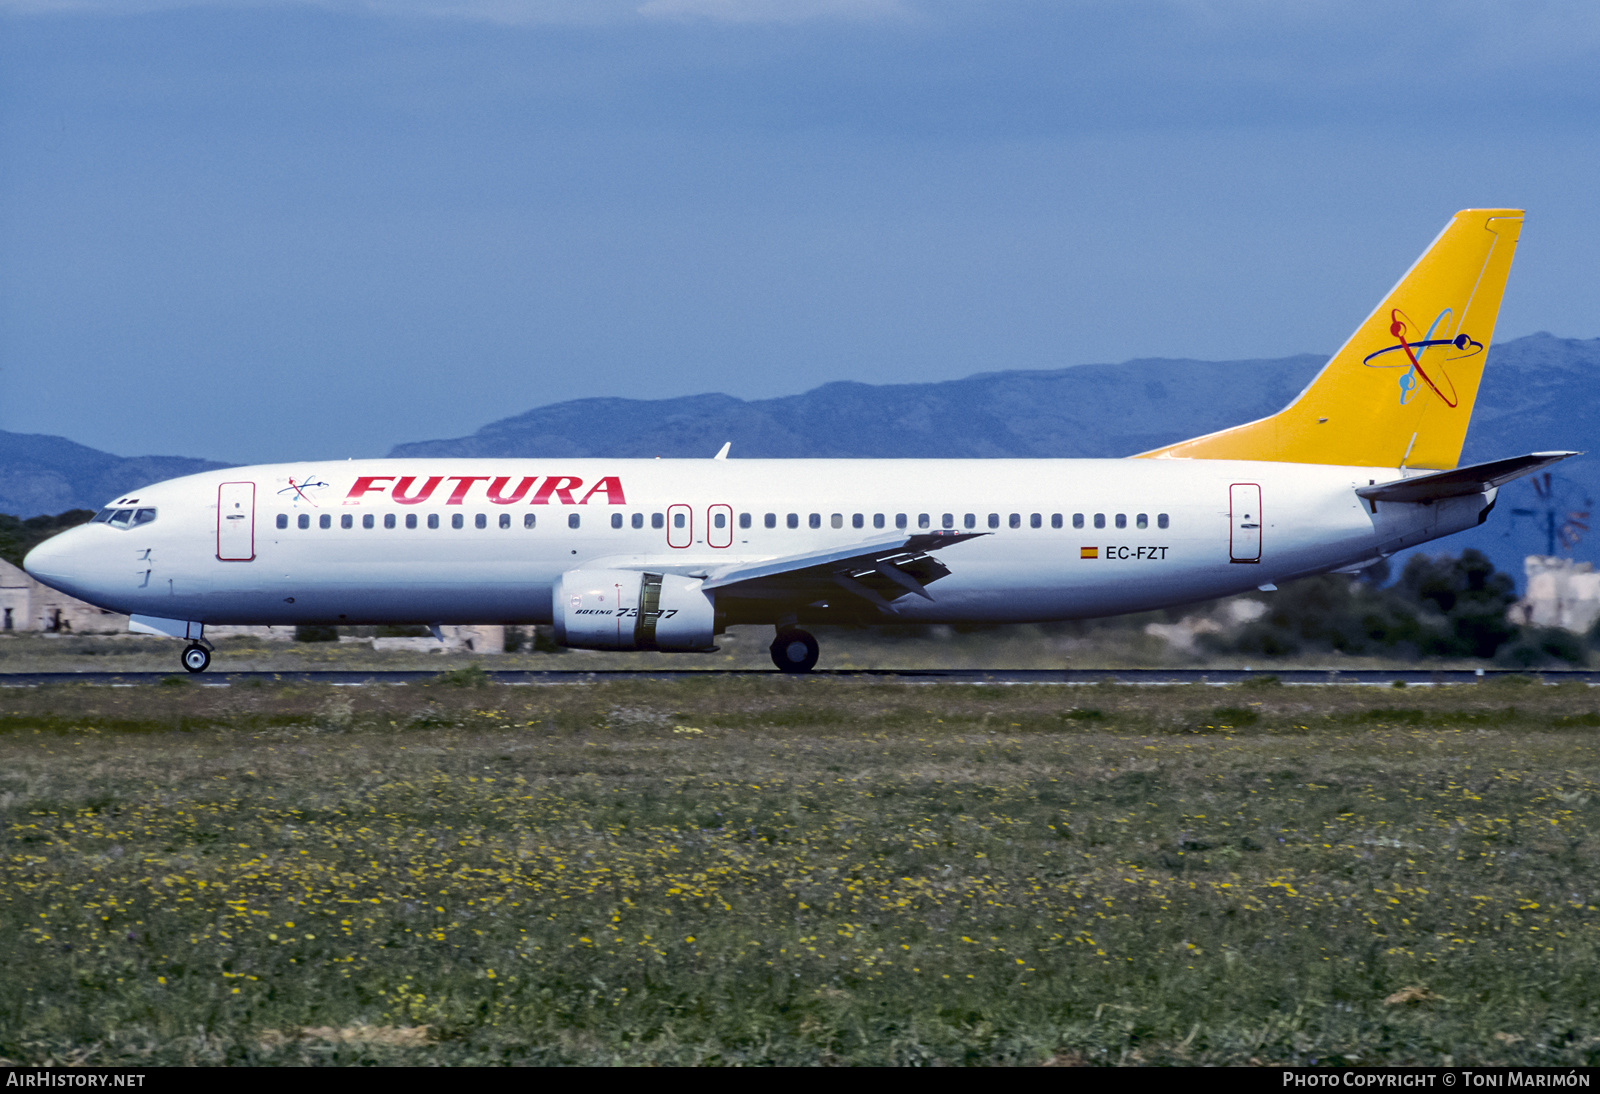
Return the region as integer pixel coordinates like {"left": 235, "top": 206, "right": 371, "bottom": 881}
{"left": 568, "top": 513, "right": 580, "bottom": 529}
{"left": 714, "top": 512, "right": 727, "bottom": 529}
{"left": 427, "top": 514, "right": 439, "bottom": 530}
{"left": 524, "top": 514, "right": 536, "bottom": 529}
{"left": 1052, "top": 514, "right": 1063, "bottom": 529}
{"left": 341, "top": 514, "right": 353, "bottom": 529}
{"left": 765, "top": 513, "right": 777, "bottom": 529}
{"left": 1093, "top": 514, "right": 1105, "bottom": 529}
{"left": 739, "top": 513, "right": 751, "bottom": 529}
{"left": 809, "top": 514, "right": 821, "bottom": 529}
{"left": 787, "top": 513, "right": 799, "bottom": 529}
{"left": 299, "top": 513, "right": 311, "bottom": 530}
{"left": 874, "top": 514, "right": 885, "bottom": 529}
{"left": 612, "top": 513, "right": 624, "bottom": 529}
{"left": 918, "top": 514, "right": 930, "bottom": 529}
{"left": 633, "top": 513, "right": 645, "bottom": 529}
{"left": 652, "top": 513, "right": 664, "bottom": 529}
{"left": 1136, "top": 513, "right": 1148, "bottom": 529}
{"left": 385, "top": 514, "right": 396, "bottom": 529}
{"left": 1008, "top": 514, "right": 1020, "bottom": 529}
{"left": 406, "top": 514, "right": 418, "bottom": 529}
{"left": 943, "top": 514, "right": 955, "bottom": 529}
{"left": 896, "top": 514, "right": 908, "bottom": 529}
{"left": 276, "top": 514, "right": 288, "bottom": 530}
{"left": 1029, "top": 513, "right": 1041, "bottom": 529}
{"left": 830, "top": 514, "right": 842, "bottom": 529}
{"left": 475, "top": 513, "right": 487, "bottom": 529}
{"left": 674, "top": 512, "right": 686, "bottom": 529}
{"left": 320, "top": 514, "right": 332, "bottom": 530}
{"left": 1072, "top": 513, "right": 1082, "bottom": 529}
{"left": 451, "top": 513, "right": 464, "bottom": 530}
{"left": 1158, "top": 513, "right": 1169, "bottom": 529}
{"left": 500, "top": 513, "right": 511, "bottom": 529}
{"left": 1115, "top": 514, "right": 1126, "bottom": 529}
{"left": 966, "top": 514, "right": 978, "bottom": 530}
{"left": 363, "top": 514, "right": 374, "bottom": 529}
{"left": 852, "top": 514, "right": 863, "bottom": 529}
{"left": 134, "top": 509, "right": 156, "bottom": 525}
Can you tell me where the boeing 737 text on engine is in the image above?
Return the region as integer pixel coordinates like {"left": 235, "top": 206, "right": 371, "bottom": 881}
{"left": 24, "top": 209, "right": 1576, "bottom": 673}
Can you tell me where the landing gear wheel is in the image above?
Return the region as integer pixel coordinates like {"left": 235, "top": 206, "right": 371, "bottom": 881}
{"left": 770, "top": 629, "right": 819, "bottom": 674}
{"left": 182, "top": 644, "right": 211, "bottom": 674}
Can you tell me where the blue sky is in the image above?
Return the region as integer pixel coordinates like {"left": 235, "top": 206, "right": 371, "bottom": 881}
{"left": 3, "top": 0, "right": 1598, "bottom": 464}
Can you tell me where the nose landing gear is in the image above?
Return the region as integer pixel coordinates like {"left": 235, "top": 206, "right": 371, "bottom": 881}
{"left": 769, "top": 628, "right": 819, "bottom": 674}
{"left": 182, "top": 643, "right": 212, "bottom": 674}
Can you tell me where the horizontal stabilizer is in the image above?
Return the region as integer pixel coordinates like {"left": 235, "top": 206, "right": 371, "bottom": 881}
{"left": 1356, "top": 451, "right": 1579, "bottom": 504}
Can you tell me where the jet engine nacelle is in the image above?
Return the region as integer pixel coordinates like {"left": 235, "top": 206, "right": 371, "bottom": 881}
{"left": 551, "top": 569, "right": 717, "bottom": 651}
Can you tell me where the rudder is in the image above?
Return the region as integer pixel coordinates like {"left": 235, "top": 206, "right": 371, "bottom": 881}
{"left": 1137, "top": 209, "right": 1523, "bottom": 469}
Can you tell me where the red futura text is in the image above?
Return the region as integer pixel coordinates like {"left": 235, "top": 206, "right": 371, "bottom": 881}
{"left": 342, "top": 475, "right": 626, "bottom": 506}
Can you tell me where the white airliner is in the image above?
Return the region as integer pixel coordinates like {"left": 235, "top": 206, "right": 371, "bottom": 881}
{"left": 23, "top": 209, "right": 1574, "bottom": 673}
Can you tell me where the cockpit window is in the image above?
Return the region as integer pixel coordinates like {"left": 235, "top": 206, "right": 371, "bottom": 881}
{"left": 96, "top": 507, "right": 156, "bottom": 528}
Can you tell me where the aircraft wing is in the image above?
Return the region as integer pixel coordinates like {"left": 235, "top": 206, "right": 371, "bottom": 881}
{"left": 1356, "top": 451, "right": 1581, "bottom": 504}
{"left": 701, "top": 530, "right": 987, "bottom": 611}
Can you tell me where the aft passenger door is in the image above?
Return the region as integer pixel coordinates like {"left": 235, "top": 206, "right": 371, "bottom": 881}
{"left": 1229, "top": 483, "right": 1261, "bottom": 563}
{"left": 217, "top": 482, "right": 256, "bottom": 561}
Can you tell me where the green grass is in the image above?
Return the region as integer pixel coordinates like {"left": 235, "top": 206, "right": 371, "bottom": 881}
{"left": 3, "top": 678, "right": 1600, "bottom": 1065}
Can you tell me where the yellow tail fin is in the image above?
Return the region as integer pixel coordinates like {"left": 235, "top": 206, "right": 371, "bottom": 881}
{"left": 1137, "top": 209, "right": 1523, "bottom": 469}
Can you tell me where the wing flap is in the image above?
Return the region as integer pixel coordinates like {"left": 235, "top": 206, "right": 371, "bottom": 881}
{"left": 703, "top": 530, "right": 985, "bottom": 609}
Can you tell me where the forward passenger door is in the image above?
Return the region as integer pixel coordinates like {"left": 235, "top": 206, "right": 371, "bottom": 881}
{"left": 217, "top": 482, "right": 256, "bottom": 562}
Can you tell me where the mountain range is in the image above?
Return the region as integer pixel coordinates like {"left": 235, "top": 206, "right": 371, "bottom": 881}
{"left": 4, "top": 332, "right": 1596, "bottom": 576}
{"left": 0, "top": 430, "right": 228, "bottom": 520}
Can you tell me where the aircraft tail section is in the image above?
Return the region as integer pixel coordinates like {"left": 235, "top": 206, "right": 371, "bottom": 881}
{"left": 1137, "top": 209, "right": 1523, "bottom": 469}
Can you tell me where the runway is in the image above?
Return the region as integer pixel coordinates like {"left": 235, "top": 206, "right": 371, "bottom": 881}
{"left": 2, "top": 667, "right": 1597, "bottom": 686}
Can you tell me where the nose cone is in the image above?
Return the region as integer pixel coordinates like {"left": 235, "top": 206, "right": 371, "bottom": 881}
{"left": 23, "top": 526, "right": 99, "bottom": 599}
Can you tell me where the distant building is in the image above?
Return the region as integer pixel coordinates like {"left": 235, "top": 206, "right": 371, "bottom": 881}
{"left": 371, "top": 626, "right": 505, "bottom": 654}
{"left": 0, "top": 558, "right": 126, "bottom": 634}
{"left": 1509, "top": 556, "right": 1600, "bottom": 635}
{"left": 1, "top": 559, "right": 503, "bottom": 650}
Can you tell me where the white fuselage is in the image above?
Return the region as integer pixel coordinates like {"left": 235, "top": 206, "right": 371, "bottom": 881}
{"left": 23, "top": 458, "right": 1492, "bottom": 629}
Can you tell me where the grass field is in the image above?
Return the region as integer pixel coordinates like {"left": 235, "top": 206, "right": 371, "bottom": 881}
{"left": 3, "top": 674, "right": 1600, "bottom": 1065}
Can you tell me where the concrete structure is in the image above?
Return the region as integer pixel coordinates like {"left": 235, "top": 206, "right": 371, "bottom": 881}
{"left": 0, "top": 557, "right": 126, "bottom": 633}
{"left": 1510, "top": 556, "right": 1600, "bottom": 635}
{"left": 1144, "top": 597, "right": 1269, "bottom": 654}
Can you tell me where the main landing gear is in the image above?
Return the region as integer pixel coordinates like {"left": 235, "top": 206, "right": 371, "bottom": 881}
{"left": 181, "top": 643, "right": 212, "bottom": 674}
{"left": 769, "top": 628, "right": 819, "bottom": 674}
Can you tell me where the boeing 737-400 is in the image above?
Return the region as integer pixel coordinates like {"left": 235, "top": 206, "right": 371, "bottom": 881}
{"left": 23, "top": 208, "right": 1574, "bottom": 673}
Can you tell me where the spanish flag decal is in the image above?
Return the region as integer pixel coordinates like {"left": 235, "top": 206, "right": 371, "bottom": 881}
{"left": 1080, "top": 547, "right": 1098, "bottom": 559}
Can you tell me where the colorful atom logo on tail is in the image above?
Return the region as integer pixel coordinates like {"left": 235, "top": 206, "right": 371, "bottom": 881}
{"left": 1362, "top": 308, "right": 1482, "bottom": 408}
